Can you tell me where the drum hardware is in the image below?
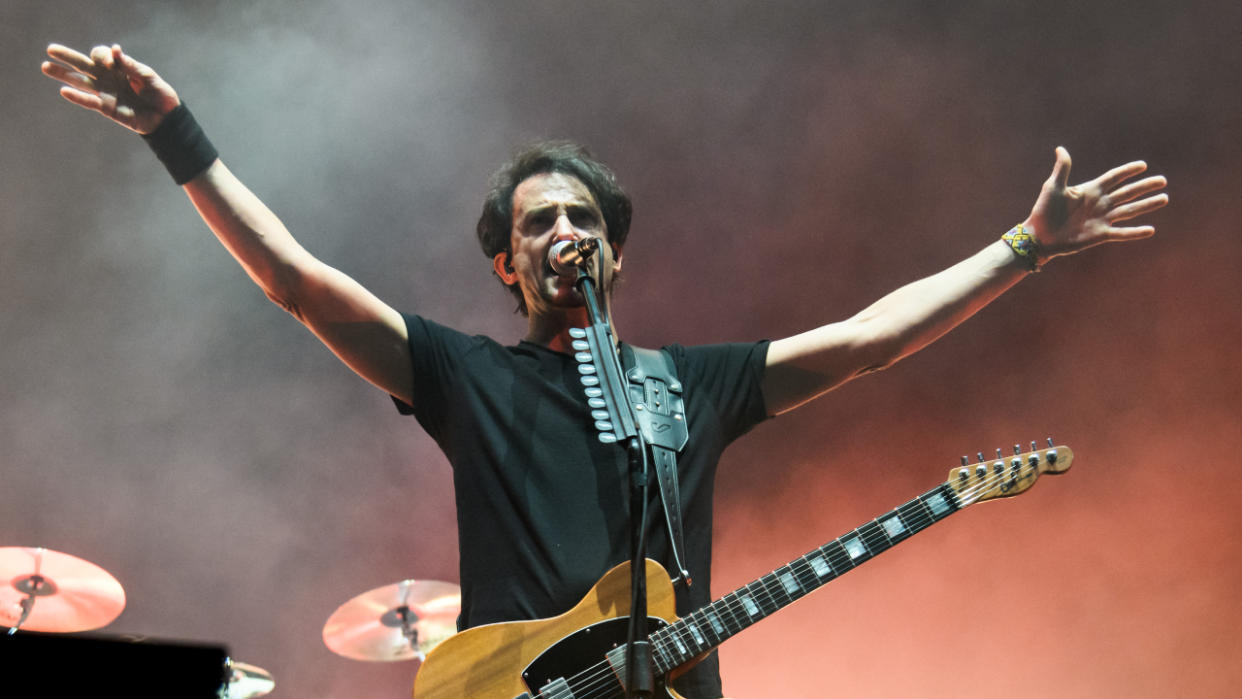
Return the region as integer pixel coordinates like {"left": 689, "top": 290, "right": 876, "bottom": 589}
{"left": 220, "top": 658, "right": 276, "bottom": 699}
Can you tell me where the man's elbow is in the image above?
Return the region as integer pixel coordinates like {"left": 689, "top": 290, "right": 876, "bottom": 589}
{"left": 263, "top": 287, "right": 305, "bottom": 320}
{"left": 257, "top": 261, "right": 316, "bottom": 322}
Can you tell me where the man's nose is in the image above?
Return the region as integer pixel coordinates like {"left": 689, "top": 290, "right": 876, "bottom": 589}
{"left": 552, "top": 214, "right": 589, "bottom": 241}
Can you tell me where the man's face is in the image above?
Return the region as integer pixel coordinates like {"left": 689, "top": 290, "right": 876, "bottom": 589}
{"left": 495, "top": 172, "right": 621, "bottom": 316}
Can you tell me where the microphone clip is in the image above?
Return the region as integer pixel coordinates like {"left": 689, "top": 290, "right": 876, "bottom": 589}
{"left": 549, "top": 237, "right": 601, "bottom": 277}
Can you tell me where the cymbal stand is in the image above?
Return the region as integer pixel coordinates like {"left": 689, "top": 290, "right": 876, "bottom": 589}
{"left": 8, "top": 573, "right": 57, "bottom": 636}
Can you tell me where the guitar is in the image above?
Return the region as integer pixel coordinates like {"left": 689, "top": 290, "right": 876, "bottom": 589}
{"left": 411, "top": 441, "right": 1074, "bottom": 699}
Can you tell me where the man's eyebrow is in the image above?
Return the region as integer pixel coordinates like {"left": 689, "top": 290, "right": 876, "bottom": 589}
{"left": 517, "top": 204, "right": 555, "bottom": 226}
{"left": 518, "top": 201, "right": 600, "bottom": 225}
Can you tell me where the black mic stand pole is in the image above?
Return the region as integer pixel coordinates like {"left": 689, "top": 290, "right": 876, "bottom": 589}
{"left": 573, "top": 263, "right": 654, "bottom": 699}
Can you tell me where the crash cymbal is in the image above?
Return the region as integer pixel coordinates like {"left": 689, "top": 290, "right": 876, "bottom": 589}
{"left": 1, "top": 547, "right": 125, "bottom": 633}
{"left": 322, "top": 579, "right": 459, "bottom": 662}
{"left": 224, "top": 660, "right": 275, "bottom": 699}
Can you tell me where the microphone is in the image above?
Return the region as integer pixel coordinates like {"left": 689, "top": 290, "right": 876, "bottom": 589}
{"left": 548, "top": 237, "right": 601, "bottom": 277}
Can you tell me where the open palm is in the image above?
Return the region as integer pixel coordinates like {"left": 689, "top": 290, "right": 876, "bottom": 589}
{"left": 1025, "top": 146, "right": 1169, "bottom": 263}
{"left": 42, "top": 44, "right": 179, "bottom": 135}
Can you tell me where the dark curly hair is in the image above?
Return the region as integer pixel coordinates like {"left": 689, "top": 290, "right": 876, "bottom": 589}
{"left": 476, "top": 141, "right": 633, "bottom": 315}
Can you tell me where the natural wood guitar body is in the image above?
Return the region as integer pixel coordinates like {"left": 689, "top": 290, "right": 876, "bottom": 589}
{"left": 413, "top": 559, "right": 689, "bottom": 699}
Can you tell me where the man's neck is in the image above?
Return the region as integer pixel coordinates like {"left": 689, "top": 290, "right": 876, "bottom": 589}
{"left": 523, "top": 304, "right": 620, "bottom": 354}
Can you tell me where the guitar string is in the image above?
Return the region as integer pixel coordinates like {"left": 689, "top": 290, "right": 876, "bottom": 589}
{"left": 530, "top": 461, "right": 1037, "bottom": 698}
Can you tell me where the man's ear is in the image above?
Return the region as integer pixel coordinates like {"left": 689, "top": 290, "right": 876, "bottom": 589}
{"left": 611, "top": 244, "right": 623, "bottom": 275}
{"left": 493, "top": 252, "right": 517, "bottom": 285}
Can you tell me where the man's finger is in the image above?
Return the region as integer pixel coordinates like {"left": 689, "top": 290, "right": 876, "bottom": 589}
{"left": 1095, "top": 160, "right": 1148, "bottom": 191}
{"left": 1107, "top": 175, "right": 1167, "bottom": 206}
{"left": 1049, "top": 146, "right": 1072, "bottom": 190}
{"left": 1106, "top": 193, "right": 1170, "bottom": 224}
{"left": 42, "top": 61, "right": 97, "bottom": 93}
{"left": 58, "top": 85, "right": 104, "bottom": 112}
{"left": 88, "top": 45, "right": 111, "bottom": 68}
{"left": 112, "top": 45, "right": 155, "bottom": 83}
{"left": 46, "top": 44, "right": 95, "bottom": 73}
{"left": 1103, "top": 224, "right": 1156, "bottom": 242}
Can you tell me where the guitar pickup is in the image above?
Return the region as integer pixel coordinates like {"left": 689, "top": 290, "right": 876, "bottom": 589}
{"left": 536, "top": 677, "right": 574, "bottom": 698}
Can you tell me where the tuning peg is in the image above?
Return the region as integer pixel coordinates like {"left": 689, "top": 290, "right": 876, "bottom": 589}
{"left": 569, "top": 328, "right": 587, "bottom": 338}
{"left": 1045, "top": 437, "right": 1058, "bottom": 464}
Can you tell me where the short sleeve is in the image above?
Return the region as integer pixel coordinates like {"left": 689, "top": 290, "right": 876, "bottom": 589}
{"left": 666, "top": 340, "right": 770, "bottom": 444}
{"left": 389, "top": 313, "right": 480, "bottom": 440}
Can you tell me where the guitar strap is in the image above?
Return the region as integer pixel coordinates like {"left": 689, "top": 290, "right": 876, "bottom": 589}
{"left": 621, "top": 344, "right": 692, "bottom": 588}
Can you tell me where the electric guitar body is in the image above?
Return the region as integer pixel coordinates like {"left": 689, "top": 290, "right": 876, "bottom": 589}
{"left": 412, "top": 559, "right": 690, "bottom": 699}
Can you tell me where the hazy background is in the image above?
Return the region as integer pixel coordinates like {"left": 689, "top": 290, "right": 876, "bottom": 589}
{"left": 3, "top": 1, "right": 1239, "bottom": 696}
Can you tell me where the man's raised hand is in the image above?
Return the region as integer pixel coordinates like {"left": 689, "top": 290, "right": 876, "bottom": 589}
{"left": 42, "top": 44, "right": 179, "bottom": 135}
{"left": 1024, "top": 146, "right": 1169, "bottom": 265}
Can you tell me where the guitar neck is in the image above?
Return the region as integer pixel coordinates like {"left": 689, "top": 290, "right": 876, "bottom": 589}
{"left": 648, "top": 443, "right": 1072, "bottom": 674}
{"left": 648, "top": 483, "right": 961, "bottom": 673}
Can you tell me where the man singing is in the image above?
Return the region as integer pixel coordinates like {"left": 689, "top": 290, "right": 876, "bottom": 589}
{"left": 41, "top": 42, "right": 1167, "bottom": 698}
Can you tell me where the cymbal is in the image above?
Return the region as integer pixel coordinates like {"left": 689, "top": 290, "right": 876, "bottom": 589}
{"left": 322, "top": 579, "right": 460, "bottom": 662}
{"left": 1, "top": 547, "right": 125, "bottom": 633}
{"left": 224, "top": 660, "right": 275, "bottom": 699}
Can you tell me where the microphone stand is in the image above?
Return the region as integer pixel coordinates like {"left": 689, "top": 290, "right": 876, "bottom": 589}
{"left": 572, "top": 261, "right": 654, "bottom": 699}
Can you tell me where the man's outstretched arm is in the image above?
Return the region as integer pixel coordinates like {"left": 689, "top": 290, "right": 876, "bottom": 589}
{"left": 762, "top": 147, "right": 1169, "bottom": 415}
{"left": 42, "top": 43, "right": 415, "bottom": 405}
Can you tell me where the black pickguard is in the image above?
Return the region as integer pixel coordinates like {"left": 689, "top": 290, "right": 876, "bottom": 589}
{"left": 521, "top": 616, "right": 673, "bottom": 698}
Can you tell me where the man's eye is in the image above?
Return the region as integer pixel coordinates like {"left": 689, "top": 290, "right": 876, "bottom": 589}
{"left": 570, "top": 211, "right": 599, "bottom": 227}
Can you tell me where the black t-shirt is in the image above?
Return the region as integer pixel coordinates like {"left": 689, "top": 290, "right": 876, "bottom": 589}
{"left": 394, "top": 314, "right": 769, "bottom": 697}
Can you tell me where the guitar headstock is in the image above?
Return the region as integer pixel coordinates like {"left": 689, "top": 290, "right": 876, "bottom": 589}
{"left": 946, "top": 439, "right": 1074, "bottom": 506}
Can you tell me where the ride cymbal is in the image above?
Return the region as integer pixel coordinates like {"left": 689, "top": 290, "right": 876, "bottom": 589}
{"left": 1, "top": 546, "right": 125, "bottom": 633}
{"left": 322, "top": 579, "right": 459, "bottom": 662}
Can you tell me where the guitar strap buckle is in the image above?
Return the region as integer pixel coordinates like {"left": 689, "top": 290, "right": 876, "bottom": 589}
{"left": 623, "top": 345, "right": 692, "bottom": 588}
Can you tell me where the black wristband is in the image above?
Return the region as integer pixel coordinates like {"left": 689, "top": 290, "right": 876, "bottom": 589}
{"left": 142, "top": 103, "right": 219, "bottom": 185}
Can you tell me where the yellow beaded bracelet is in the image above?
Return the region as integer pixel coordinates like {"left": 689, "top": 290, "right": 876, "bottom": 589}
{"left": 1002, "top": 224, "right": 1041, "bottom": 272}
